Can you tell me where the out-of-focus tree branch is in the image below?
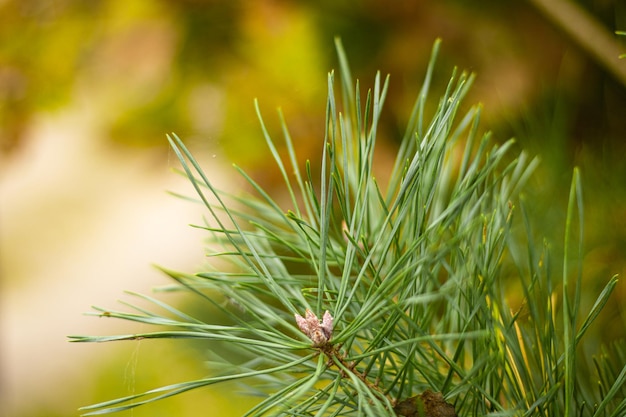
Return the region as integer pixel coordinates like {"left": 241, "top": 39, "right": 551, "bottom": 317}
{"left": 529, "top": 0, "right": 626, "bottom": 87}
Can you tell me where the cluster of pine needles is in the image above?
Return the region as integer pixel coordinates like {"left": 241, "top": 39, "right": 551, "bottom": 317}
{"left": 70, "top": 39, "right": 625, "bottom": 416}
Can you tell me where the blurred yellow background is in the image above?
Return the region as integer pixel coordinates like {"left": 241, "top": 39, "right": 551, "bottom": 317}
{"left": 1, "top": 1, "right": 625, "bottom": 416}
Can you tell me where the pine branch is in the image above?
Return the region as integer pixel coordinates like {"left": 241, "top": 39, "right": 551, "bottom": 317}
{"left": 71, "top": 39, "right": 626, "bottom": 417}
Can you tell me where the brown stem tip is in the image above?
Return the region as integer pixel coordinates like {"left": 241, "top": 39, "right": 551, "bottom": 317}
{"left": 393, "top": 390, "right": 457, "bottom": 417}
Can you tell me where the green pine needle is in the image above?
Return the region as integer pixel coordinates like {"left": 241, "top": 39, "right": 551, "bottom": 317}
{"left": 70, "top": 39, "right": 625, "bottom": 416}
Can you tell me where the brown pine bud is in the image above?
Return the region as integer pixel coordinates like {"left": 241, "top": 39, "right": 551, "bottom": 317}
{"left": 295, "top": 309, "right": 333, "bottom": 347}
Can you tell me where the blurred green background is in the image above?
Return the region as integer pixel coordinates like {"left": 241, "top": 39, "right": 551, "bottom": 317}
{"left": 1, "top": 1, "right": 625, "bottom": 416}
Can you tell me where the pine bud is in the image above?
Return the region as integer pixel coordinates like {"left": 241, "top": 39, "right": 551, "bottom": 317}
{"left": 295, "top": 309, "right": 333, "bottom": 347}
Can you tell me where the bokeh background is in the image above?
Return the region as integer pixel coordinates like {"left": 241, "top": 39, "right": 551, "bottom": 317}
{"left": 1, "top": 1, "right": 625, "bottom": 416}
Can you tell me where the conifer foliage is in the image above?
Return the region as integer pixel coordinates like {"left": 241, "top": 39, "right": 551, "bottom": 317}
{"left": 71, "top": 40, "right": 625, "bottom": 416}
